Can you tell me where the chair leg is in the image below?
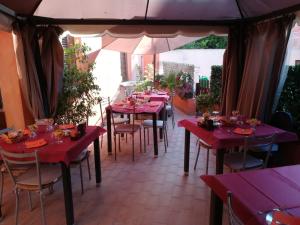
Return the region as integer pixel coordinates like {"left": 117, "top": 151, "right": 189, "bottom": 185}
{"left": 15, "top": 189, "right": 19, "bottom": 225}
{"left": 79, "top": 161, "right": 84, "bottom": 195}
{"left": 147, "top": 128, "right": 150, "bottom": 145}
{"left": 28, "top": 191, "right": 33, "bottom": 211}
{"left": 86, "top": 153, "right": 91, "bottom": 180}
{"left": 114, "top": 135, "right": 117, "bottom": 160}
{"left": 132, "top": 134, "right": 135, "bottom": 161}
{"left": 163, "top": 130, "right": 167, "bottom": 153}
{"left": 139, "top": 129, "right": 142, "bottom": 153}
{"left": 194, "top": 143, "right": 201, "bottom": 170}
{"left": 39, "top": 191, "right": 47, "bottom": 225}
{"left": 171, "top": 111, "right": 175, "bottom": 129}
{"left": 165, "top": 128, "right": 169, "bottom": 147}
{"left": 125, "top": 133, "right": 127, "bottom": 143}
{"left": 206, "top": 148, "right": 210, "bottom": 175}
{"left": 118, "top": 135, "right": 121, "bottom": 152}
{"left": 143, "top": 128, "right": 146, "bottom": 153}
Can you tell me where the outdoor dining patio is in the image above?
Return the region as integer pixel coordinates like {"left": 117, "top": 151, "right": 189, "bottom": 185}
{"left": 1, "top": 1, "right": 300, "bottom": 225}
{"left": 0, "top": 109, "right": 222, "bottom": 225}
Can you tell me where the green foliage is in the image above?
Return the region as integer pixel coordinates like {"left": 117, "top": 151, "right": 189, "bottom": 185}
{"left": 277, "top": 65, "right": 300, "bottom": 128}
{"left": 135, "top": 80, "right": 153, "bottom": 92}
{"left": 210, "top": 66, "right": 222, "bottom": 105}
{"left": 55, "top": 44, "right": 100, "bottom": 124}
{"left": 175, "top": 71, "right": 194, "bottom": 99}
{"left": 178, "top": 35, "right": 228, "bottom": 49}
{"left": 196, "top": 94, "right": 212, "bottom": 113}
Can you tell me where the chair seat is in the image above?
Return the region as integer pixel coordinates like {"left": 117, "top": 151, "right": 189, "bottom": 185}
{"left": 113, "top": 117, "right": 129, "bottom": 124}
{"left": 249, "top": 144, "right": 279, "bottom": 152}
{"left": 198, "top": 139, "right": 212, "bottom": 149}
{"left": 224, "top": 152, "right": 263, "bottom": 171}
{"left": 16, "top": 164, "right": 61, "bottom": 190}
{"left": 166, "top": 105, "right": 172, "bottom": 111}
{"left": 115, "top": 124, "right": 140, "bottom": 133}
{"left": 142, "top": 120, "right": 164, "bottom": 128}
{"left": 71, "top": 148, "right": 89, "bottom": 163}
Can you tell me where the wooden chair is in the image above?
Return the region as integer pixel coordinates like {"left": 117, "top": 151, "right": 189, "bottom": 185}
{"left": 0, "top": 147, "right": 61, "bottom": 225}
{"left": 99, "top": 97, "right": 129, "bottom": 147}
{"left": 110, "top": 104, "right": 142, "bottom": 161}
{"left": 166, "top": 90, "right": 175, "bottom": 128}
{"left": 142, "top": 103, "right": 168, "bottom": 153}
{"left": 194, "top": 138, "right": 212, "bottom": 174}
{"left": 224, "top": 134, "right": 275, "bottom": 172}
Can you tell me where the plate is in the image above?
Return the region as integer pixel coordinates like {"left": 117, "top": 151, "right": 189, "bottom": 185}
{"left": 59, "top": 124, "right": 75, "bottom": 130}
{"left": 25, "top": 138, "right": 47, "bottom": 148}
{"left": 233, "top": 128, "right": 253, "bottom": 135}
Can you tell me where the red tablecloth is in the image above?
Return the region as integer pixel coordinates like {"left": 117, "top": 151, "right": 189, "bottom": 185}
{"left": 201, "top": 165, "right": 300, "bottom": 225}
{"left": 178, "top": 118, "right": 298, "bottom": 149}
{"left": 133, "top": 92, "right": 170, "bottom": 102}
{"left": 110, "top": 101, "right": 164, "bottom": 114}
{"left": 0, "top": 126, "right": 106, "bottom": 165}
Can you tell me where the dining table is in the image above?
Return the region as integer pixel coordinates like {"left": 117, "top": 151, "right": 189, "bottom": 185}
{"left": 178, "top": 118, "right": 298, "bottom": 175}
{"left": 178, "top": 118, "right": 298, "bottom": 225}
{"left": 106, "top": 101, "right": 164, "bottom": 157}
{"left": 0, "top": 126, "right": 106, "bottom": 225}
{"left": 132, "top": 91, "right": 170, "bottom": 102}
{"left": 201, "top": 165, "right": 300, "bottom": 225}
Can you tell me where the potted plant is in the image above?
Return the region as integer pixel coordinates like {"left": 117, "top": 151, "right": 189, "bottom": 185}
{"left": 196, "top": 93, "right": 212, "bottom": 114}
{"left": 173, "top": 71, "right": 196, "bottom": 115}
{"left": 55, "top": 44, "right": 100, "bottom": 124}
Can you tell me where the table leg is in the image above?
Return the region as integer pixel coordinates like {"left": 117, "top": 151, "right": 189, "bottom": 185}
{"left": 209, "top": 190, "right": 223, "bottom": 225}
{"left": 152, "top": 113, "right": 158, "bottom": 157}
{"left": 106, "top": 108, "right": 112, "bottom": 155}
{"left": 61, "top": 163, "right": 74, "bottom": 225}
{"left": 184, "top": 129, "right": 190, "bottom": 175}
{"left": 94, "top": 138, "right": 102, "bottom": 184}
{"left": 216, "top": 148, "right": 225, "bottom": 174}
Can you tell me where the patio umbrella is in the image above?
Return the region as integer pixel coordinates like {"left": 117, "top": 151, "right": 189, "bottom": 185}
{"left": 101, "top": 35, "right": 200, "bottom": 80}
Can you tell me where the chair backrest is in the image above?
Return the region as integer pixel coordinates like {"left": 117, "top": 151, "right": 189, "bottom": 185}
{"left": 243, "top": 134, "right": 276, "bottom": 169}
{"left": 270, "top": 111, "right": 293, "bottom": 131}
{"left": 0, "top": 147, "right": 42, "bottom": 189}
{"left": 110, "top": 102, "right": 136, "bottom": 133}
{"left": 227, "top": 192, "right": 244, "bottom": 225}
{"left": 99, "top": 97, "right": 111, "bottom": 127}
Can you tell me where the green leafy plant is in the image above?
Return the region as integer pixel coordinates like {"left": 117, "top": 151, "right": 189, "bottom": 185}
{"left": 175, "top": 71, "right": 194, "bottom": 99}
{"left": 210, "top": 66, "right": 222, "bottom": 105}
{"left": 55, "top": 44, "right": 100, "bottom": 124}
{"left": 135, "top": 80, "right": 153, "bottom": 92}
{"left": 277, "top": 65, "right": 300, "bottom": 131}
{"left": 178, "top": 35, "right": 228, "bottom": 49}
{"left": 196, "top": 93, "right": 212, "bottom": 113}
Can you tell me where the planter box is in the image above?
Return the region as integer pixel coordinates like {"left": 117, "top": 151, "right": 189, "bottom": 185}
{"left": 173, "top": 95, "right": 196, "bottom": 115}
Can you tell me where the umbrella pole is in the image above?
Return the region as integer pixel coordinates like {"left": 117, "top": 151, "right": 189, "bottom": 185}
{"left": 153, "top": 54, "right": 156, "bottom": 87}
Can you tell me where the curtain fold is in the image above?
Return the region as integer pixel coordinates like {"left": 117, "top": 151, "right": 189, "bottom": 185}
{"left": 40, "top": 26, "right": 64, "bottom": 117}
{"left": 13, "top": 23, "right": 64, "bottom": 119}
{"left": 220, "top": 26, "right": 244, "bottom": 116}
{"left": 13, "top": 23, "right": 45, "bottom": 119}
{"left": 237, "top": 15, "right": 295, "bottom": 121}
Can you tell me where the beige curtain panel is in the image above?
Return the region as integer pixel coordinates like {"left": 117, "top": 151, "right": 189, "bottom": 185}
{"left": 237, "top": 15, "right": 295, "bottom": 121}
{"left": 221, "top": 26, "right": 243, "bottom": 117}
{"left": 13, "top": 24, "right": 45, "bottom": 119}
{"left": 40, "top": 26, "right": 64, "bottom": 117}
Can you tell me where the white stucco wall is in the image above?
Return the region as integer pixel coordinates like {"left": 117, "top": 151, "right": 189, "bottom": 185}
{"left": 159, "top": 49, "right": 225, "bottom": 82}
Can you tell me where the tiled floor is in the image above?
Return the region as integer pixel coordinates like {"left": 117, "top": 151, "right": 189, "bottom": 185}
{"left": 1, "top": 109, "right": 228, "bottom": 225}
